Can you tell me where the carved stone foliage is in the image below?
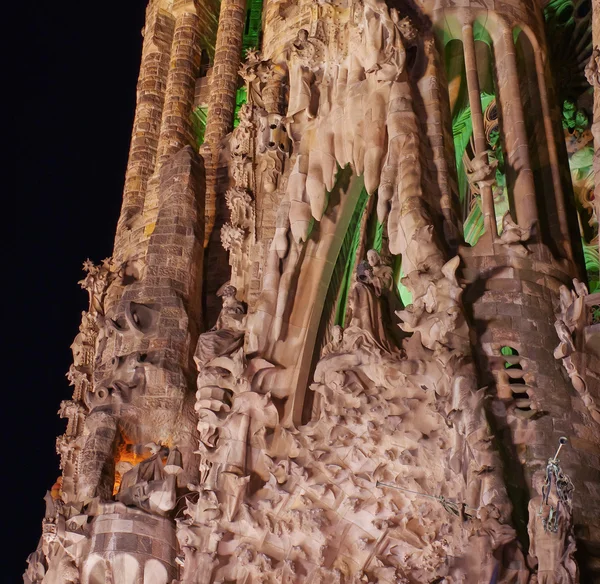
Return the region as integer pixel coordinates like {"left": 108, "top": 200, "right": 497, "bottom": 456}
{"left": 585, "top": 47, "right": 600, "bottom": 88}
{"left": 29, "top": 0, "right": 600, "bottom": 581}
{"left": 56, "top": 259, "right": 122, "bottom": 507}
{"left": 223, "top": 50, "right": 291, "bottom": 301}
{"left": 553, "top": 279, "right": 600, "bottom": 425}
{"left": 182, "top": 258, "right": 528, "bottom": 582}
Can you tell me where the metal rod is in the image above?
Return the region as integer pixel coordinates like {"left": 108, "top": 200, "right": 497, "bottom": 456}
{"left": 376, "top": 481, "right": 439, "bottom": 500}
{"left": 376, "top": 481, "right": 475, "bottom": 515}
{"left": 552, "top": 436, "right": 568, "bottom": 462}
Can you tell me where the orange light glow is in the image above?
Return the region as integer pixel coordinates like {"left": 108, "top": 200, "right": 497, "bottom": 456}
{"left": 112, "top": 438, "right": 149, "bottom": 495}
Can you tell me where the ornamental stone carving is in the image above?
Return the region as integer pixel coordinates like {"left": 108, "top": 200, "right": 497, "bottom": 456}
{"left": 26, "top": 0, "right": 600, "bottom": 581}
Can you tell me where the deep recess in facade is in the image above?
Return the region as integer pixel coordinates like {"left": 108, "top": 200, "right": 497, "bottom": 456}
{"left": 24, "top": 0, "right": 600, "bottom": 582}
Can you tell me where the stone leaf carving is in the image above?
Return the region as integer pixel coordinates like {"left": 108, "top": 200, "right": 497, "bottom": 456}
{"left": 553, "top": 279, "right": 600, "bottom": 424}
{"left": 585, "top": 46, "right": 600, "bottom": 87}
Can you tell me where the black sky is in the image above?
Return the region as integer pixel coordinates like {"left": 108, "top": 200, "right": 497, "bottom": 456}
{"left": 6, "top": 2, "right": 148, "bottom": 579}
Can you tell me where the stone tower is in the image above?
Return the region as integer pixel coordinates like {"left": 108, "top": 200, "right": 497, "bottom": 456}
{"left": 25, "top": 0, "right": 600, "bottom": 582}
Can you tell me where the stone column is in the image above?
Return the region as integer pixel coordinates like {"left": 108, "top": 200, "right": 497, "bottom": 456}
{"left": 203, "top": 0, "right": 247, "bottom": 242}
{"left": 155, "top": 1, "right": 203, "bottom": 170}
{"left": 417, "top": 39, "right": 462, "bottom": 251}
{"left": 463, "top": 23, "right": 498, "bottom": 240}
{"left": 494, "top": 26, "right": 538, "bottom": 229}
{"left": 532, "top": 47, "right": 574, "bottom": 260}
{"left": 77, "top": 411, "right": 118, "bottom": 500}
{"left": 114, "top": 1, "right": 175, "bottom": 258}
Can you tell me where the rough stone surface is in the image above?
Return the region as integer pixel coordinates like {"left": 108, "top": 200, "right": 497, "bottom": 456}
{"left": 25, "top": 0, "right": 600, "bottom": 583}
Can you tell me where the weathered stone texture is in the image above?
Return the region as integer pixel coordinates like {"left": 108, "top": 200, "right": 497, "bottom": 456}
{"left": 25, "top": 0, "right": 600, "bottom": 583}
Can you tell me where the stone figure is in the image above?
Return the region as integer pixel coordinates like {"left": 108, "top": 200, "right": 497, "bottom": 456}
{"left": 78, "top": 258, "right": 113, "bottom": 316}
{"left": 396, "top": 256, "right": 464, "bottom": 352}
{"left": 465, "top": 150, "right": 498, "bottom": 192}
{"left": 467, "top": 504, "right": 521, "bottom": 583}
{"left": 194, "top": 286, "right": 246, "bottom": 369}
{"left": 323, "top": 325, "right": 343, "bottom": 356}
{"left": 498, "top": 211, "right": 532, "bottom": 253}
{"left": 224, "top": 188, "right": 254, "bottom": 232}
{"left": 229, "top": 102, "right": 255, "bottom": 190}
{"left": 286, "top": 29, "right": 319, "bottom": 126}
{"left": 116, "top": 444, "right": 182, "bottom": 516}
{"left": 366, "top": 249, "right": 393, "bottom": 296}
{"left": 214, "top": 285, "right": 246, "bottom": 332}
{"left": 528, "top": 470, "right": 578, "bottom": 583}
{"left": 240, "top": 50, "right": 274, "bottom": 109}
{"left": 347, "top": 261, "right": 395, "bottom": 353}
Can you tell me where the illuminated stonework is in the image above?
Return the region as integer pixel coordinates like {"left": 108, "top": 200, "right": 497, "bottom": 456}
{"left": 25, "top": 0, "right": 600, "bottom": 583}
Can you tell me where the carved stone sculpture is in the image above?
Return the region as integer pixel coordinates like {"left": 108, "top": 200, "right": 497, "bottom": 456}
{"left": 585, "top": 47, "right": 600, "bottom": 87}
{"left": 26, "top": 0, "right": 600, "bottom": 581}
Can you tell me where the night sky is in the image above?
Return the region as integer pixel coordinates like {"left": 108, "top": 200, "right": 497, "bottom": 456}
{"left": 7, "top": 2, "right": 148, "bottom": 579}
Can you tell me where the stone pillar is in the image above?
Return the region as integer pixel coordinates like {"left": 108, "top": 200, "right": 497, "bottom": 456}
{"left": 155, "top": 1, "right": 203, "bottom": 170}
{"left": 114, "top": 146, "right": 205, "bottom": 477}
{"left": 463, "top": 23, "right": 498, "bottom": 240}
{"left": 532, "top": 47, "right": 574, "bottom": 261}
{"left": 494, "top": 26, "right": 538, "bottom": 230}
{"left": 84, "top": 504, "right": 178, "bottom": 583}
{"left": 204, "top": 0, "right": 247, "bottom": 242}
{"left": 114, "top": 1, "right": 175, "bottom": 259}
{"left": 77, "top": 411, "right": 118, "bottom": 500}
{"left": 417, "top": 39, "right": 462, "bottom": 250}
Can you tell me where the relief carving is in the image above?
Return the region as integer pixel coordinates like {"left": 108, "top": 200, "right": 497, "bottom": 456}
{"left": 28, "top": 0, "right": 600, "bottom": 581}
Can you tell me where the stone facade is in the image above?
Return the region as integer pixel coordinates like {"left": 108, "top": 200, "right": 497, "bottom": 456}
{"left": 25, "top": 0, "right": 600, "bottom": 583}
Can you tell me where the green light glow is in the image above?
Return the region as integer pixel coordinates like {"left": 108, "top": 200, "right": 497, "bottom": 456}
{"left": 234, "top": 87, "right": 248, "bottom": 129}
{"left": 192, "top": 106, "right": 208, "bottom": 147}
{"left": 335, "top": 187, "right": 369, "bottom": 326}
{"left": 243, "top": 0, "right": 263, "bottom": 51}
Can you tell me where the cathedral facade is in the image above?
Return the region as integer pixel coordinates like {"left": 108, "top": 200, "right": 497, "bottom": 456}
{"left": 25, "top": 0, "right": 600, "bottom": 582}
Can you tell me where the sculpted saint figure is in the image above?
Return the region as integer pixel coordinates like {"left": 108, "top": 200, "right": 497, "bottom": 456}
{"left": 323, "top": 325, "right": 344, "bottom": 356}
{"left": 116, "top": 444, "right": 182, "bottom": 516}
{"left": 286, "top": 29, "right": 318, "bottom": 126}
{"left": 366, "top": 249, "right": 393, "bottom": 296}
{"left": 215, "top": 285, "right": 246, "bottom": 331}
{"left": 195, "top": 286, "right": 246, "bottom": 369}
{"left": 346, "top": 261, "right": 394, "bottom": 353}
